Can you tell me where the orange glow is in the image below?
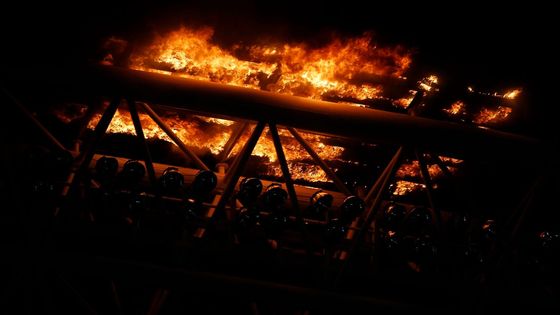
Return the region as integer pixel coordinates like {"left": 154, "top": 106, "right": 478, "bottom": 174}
{"left": 473, "top": 106, "right": 512, "bottom": 124}
{"left": 392, "top": 90, "right": 416, "bottom": 109}
{"left": 87, "top": 108, "right": 232, "bottom": 155}
{"left": 229, "top": 127, "right": 344, "bottom": 164}
{"left": 129, "top": 26, "right": 411, "bottom": 102}
{"left": 85, "top": 107, "right": 343, "bottom": 183}
{"left": 503, "top": 89, "right": 521, "bottom": 99}
{"left": 267, "top": 162, "right": 330, "bottom": 183}
{"left": 396, "top": 160, "right": 447, "bottom": 180}
{"left": 438, "top": 156, "right": 463, "bottom": 165}
{"left": 443, "top": 100, "right": 467, "bottom": 116}
{"left": 418, "top": 74, "right": 439, "bottom": 92}
{"left": 392, "top": 180, "right": 426, "bottom": 196}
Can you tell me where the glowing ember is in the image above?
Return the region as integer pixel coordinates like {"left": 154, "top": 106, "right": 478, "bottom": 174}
{"left": 268, "top": 162, "right": 330, "bottom": 183}
{"left": 473, "top": 106, "right": 512, "bottom": 124}
{"left": 466, "top": 86, "right": 522, "bottom": 100}
{"left": 392, "top": 180, "right": 426, "bottom": 196}
{"left": 129, "top": 26, "right": 411, "bottom": 102}
{"left": 396, "top": 160, "right": 444, "bottom": 180}
{"left": 438, "top": 156, "right": 463, "bottom": 165}
{"left": 443, "top": 100, "right": 467, "bottom": 116}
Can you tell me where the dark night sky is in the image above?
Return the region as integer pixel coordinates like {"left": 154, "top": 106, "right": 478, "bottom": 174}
{"left": 1, "top": 0, "right": 557, "bottom": 135}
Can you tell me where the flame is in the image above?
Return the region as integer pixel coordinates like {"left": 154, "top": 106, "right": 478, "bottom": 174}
{"left": 473, "top": 106, "right": 512, "bottom": 124}
{"left": 466, "top": 86, "right": 521, "bottom": 100}
{"left": 229, "top": 127, "right": 344, "bottom": 163}
{"left": 396, "top": 160, "right": 445, "bottom": 180}
{"left": 503, "top": 89, "right": 521, "bottom": 99}
{"left": 268, "top": 162, "right": 330, "bottom": 183}
{"left": 84, "top": 106, "right": 343, "bottom": 183}
{"left": 418, "top": 74, "right": 439, "bottom": 92}
{"left": 438, "top": 156, "right": 463, "bottom": 165}
{"left": 443, "top": 100, "right": 467, "bottom": 116}
{"left": 87, "top": 108, "right": 232, "bottom": 155}
{"left": 130, "top": 26, "right": 411, "bottom": 102}
{"left": 392, "top": 156, "right": 461, "bottom": 196}
{"left": 392, "top": 180, "right": 426, "bottom": 196}
{"left": 392, "top": 90, "right": 416, "bottom": 109}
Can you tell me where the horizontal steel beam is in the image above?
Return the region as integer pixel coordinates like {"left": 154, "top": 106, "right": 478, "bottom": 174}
{"left": 4, "top": 65, "right": 543, "bottom": 160}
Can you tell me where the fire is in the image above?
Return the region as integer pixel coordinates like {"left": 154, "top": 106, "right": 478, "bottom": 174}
{"left": 392, "top": 90, "right": 416, "bottom": 109}
{"left": 466, "top": 86, "right": 522, "bottom": 100}
{"left": 418, "top": 75, "right": 439, "bottom": 92}
{"left": 438, "top": 156, "right": 463, "bottom": 165}
{"left": 268, "top": 162, "right": 330, "bottom": 183}
{"left": 503, "top": 89, "right": 521, "bottom": 99}
{"left": 129, "top": 26, "right": 411, "bottom": 102}
{"left": 443, "top": 100, "right": 467, "bottom": 116}
{"left": 87, "top": 108, "right": 232, "bottom": 155}
{"left": 396, "top": 160, "right": 447, "bottom": 180}
{"left": 391, "top": 180, "right": 426, "bottom": 196}
{"left": 84, "top": 106, "right": 344, "bottom": 183}
{"left": 473, "top": 106, "right": 512, "bottom": 124}
{"left": 392, "top": 156, "right": 461, "bottom": 196}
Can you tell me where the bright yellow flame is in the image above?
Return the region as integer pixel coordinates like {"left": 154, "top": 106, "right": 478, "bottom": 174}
{"left": 130, "top": 26, "right": 411, "bottom": 102}
{"left": 418, "top": 74, "right": 439, "bottom": 92}
{"left": 426, "top": 75, "right": 438, "bottom": 85}
{"left": 503, "top": 89, "right": 521, "bottom": 99}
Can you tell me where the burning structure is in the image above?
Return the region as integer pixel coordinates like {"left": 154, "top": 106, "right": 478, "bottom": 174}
{"left": 1, "top": 4, "right": 557, "bottom": 315}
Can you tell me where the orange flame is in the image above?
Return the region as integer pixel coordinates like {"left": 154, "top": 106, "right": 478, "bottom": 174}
{"left": 130, "top": 26, "right": 411, "bottom": 102}
{"left": 473, "top": 106, "right": 512, "bottom": 124}
{"left": 392, "top": 180, "right": 426, "bottom": 196}
{"left": 503, "top": 89, "right": 521, "bottom": 99}
{"left": 443, "top": 100, "right": 467, "bottom": 116}
{"left": 85, "top": 107, "right": 343, "bottom": 183}
{"left": 396, "top": 160, "right": 452, "bottom": 180}
{"left": 87, "top": 109, "right": 233, "bottom": 155}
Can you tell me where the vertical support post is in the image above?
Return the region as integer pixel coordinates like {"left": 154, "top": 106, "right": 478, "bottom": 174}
{"left": 214, "top": 122, "right": 266, "bottom": 216}
{"left": 416, "top": 150, "right": 442, "bottom": 231}
{"left": 128, "top": 100, "right": 157, "bottom": 187}
{"left": 335, "top": 146, "right": 403, "bottom": 287}
{"left": 269, "top": 123, "right": 310, "bottom": 252}
{"left": 61, "top": 98, "right": 120, "bottom": 201}
{"left": 365, "top": 146, "right": 403, "bottom": 205}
